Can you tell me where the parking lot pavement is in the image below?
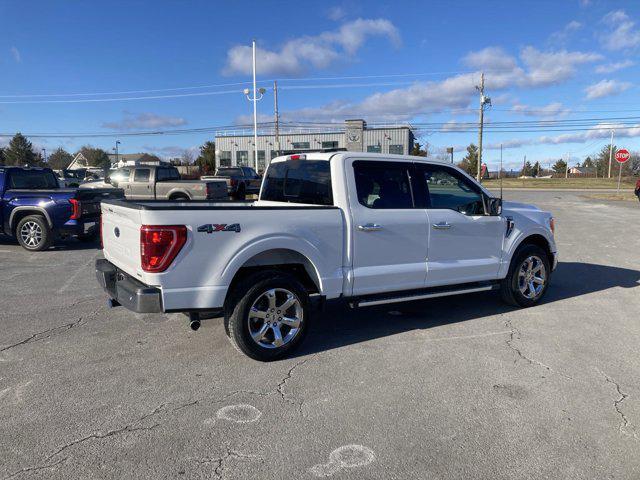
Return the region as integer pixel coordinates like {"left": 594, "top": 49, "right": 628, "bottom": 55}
{"left": 1, "top": 190, "right": 639, "bottom": 480}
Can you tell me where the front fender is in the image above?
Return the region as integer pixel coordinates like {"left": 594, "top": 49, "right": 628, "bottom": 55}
{"left": 499, "top": 219, "right": 556, "bottom": 278}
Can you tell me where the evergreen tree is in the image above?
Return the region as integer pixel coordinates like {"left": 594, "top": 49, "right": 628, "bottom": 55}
{"left": 47, "top": 147, "right": 73, "bottom": 170}
{"left": 4, "top": 133, "right": 37, "bottom": 166}
{"left": 79, "top": 146, "right": 110, "bottom": 169}
{"left": 458, "top": 144, "right": 479, "bottom": 176}
{"left": 410, "top": 142, "right": 429, "bottom": 157}
{"left": 552, "top": 159, "right": 567, "bottom": 174}
{"left": 521, "top": 160, "right": 534, "bottom": 176}
{"left": 595, "top": 144, "right": 616, "bottom": 177}
{"left": 196, "top": 141, "right": 216, "bottom": 173}
{"left": 532, "top": 161, "right": 541, "bottom": 177}
{"left": 0, "top": 147, "right": 5, "bottom": 165}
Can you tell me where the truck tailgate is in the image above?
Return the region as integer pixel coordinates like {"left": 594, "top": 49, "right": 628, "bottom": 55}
{"left": 101, "top": 202, "right": 143, "bottom": 279}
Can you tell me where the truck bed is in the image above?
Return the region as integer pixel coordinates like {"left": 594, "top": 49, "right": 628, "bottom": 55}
{"left": 100, "top": 199, "right": 344, "bottom": 311}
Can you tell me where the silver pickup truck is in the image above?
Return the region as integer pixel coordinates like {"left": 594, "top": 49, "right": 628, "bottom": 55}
{"left": 108, "top": 165, "right": 227, "bottom": 201}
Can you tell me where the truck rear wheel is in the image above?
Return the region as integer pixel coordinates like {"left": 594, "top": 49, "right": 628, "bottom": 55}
{"left": 225, "top": 271, "right": 310, "bottom": 361}
{"left": 16, "top": 215, "right": 52, "bottom": 251}
{"left": 500, "top": 244, "right": 551, "bottom": 307}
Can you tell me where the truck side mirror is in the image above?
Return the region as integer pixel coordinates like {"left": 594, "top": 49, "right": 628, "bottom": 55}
{"left": 487, "top": 197, "right": 502, "bottom": 216}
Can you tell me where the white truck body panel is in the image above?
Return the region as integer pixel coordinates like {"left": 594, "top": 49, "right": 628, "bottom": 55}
{"left": 100, "top": 152, "right": 557, "bottom": 313}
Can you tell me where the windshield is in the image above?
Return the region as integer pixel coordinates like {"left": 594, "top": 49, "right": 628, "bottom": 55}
{"left": 9, "top": 169, "right": 59, "bottom": 189}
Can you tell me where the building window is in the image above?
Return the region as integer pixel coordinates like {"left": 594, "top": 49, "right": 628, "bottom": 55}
{"left": 257, "top": 150, "right": 266, "bottom": 172}
{"left": 291, "top": 142, "right": 310, "bottom": 150}
{"left": 220, "top": 151, "right": 232, "bottom": 167}
{"left": 367, "top": 145, "right": 382, "bottom": 153}
{"left": 389, "top": 144, "right": 403, "bottom": 155}
{"left": 270, "top": 150, "right": 279, "bottom": 161}
{"left": 236, "top": 151, "right": 249, "bottom": 166}
{"left": 321, "top": 141, "right": 338, "bottom": 149}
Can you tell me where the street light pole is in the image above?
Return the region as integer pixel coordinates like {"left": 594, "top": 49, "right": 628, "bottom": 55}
{"left": 41, "top": 148, "right": 46, "bottom": 164}
{"left": 243, "top": 40, "right": 266, "bottom": 171}
{"left": 115, "top": 140, "right": 120, "bottom": 167}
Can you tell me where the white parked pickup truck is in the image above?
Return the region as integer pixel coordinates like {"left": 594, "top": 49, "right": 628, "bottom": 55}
{"left": 96, "top": 152, "right": 557, "bottom": 361}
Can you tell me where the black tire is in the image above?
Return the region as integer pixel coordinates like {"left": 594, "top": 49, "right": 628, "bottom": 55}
{"left": 15, "top": 215, "right": 53, "bottom": 251}
{"left": 170, "top": 194, "right": 190, "bottom": 201}
{"left": 224, "top": 271, "right": 311, "bottom": 361}
{"left": 234, "top": 185, "right": 246, "bottom": 201}
{"left": 500, "top": 244, "right": 551, "bottom": 307}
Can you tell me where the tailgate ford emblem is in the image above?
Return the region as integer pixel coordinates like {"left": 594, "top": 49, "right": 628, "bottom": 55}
{"left": 114, "top": 227, "right": 120, "bottom": 237}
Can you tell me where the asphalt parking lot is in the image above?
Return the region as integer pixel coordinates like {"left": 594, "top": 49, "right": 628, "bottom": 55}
{"left": 1, "top": 191, "right": 639, "bottom": 480}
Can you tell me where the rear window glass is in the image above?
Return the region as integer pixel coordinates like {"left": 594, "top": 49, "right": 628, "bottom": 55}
{"left": 261, "top": 160, "right": 333, "bottom": 206}
{"left": 9, "top": 170, "right": 59, "bottom": 189}
{"left": 217, "top": 168, "right": 242, "bottom": 176}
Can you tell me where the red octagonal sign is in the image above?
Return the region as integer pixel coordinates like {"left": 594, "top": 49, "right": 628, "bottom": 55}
{"left": 615, "top": 148, "right": 630, "bottom": 163}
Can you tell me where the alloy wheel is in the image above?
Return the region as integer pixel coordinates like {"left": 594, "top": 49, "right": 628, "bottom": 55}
{"left": 247, "top": 288, "right": 303, "bottom": 349}
{"left": 518, "top": 255, "right": 547, "bottom": 300}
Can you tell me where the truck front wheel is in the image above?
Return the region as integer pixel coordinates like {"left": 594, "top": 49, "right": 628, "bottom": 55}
{"left": 225, "top": 271, "right": 310, "bottom": 361}
{"left": 15, "top": 215, "right": 53, "bottom": 251}
{"left": 500, "top": 244, "right": 551, "bottom": 307}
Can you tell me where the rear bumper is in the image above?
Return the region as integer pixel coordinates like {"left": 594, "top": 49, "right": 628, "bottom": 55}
{"left": 59, "top": 217, "right": 99, "bottom": 236}
{"left": 95, "top": 259, "right": 163, "bottom": 313}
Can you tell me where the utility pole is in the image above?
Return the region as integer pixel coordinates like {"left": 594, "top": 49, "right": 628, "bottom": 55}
{"left": 565, "top": 155, "right": 569, "bottom": 179}
{"left": 608, "top": 129, "right": 614, "bottom": 178}
{"left": 273, "top": 80, "right": 280, "bottom": 156}
{"left": 476, "top": 72, "right": 490, "bottom": 182}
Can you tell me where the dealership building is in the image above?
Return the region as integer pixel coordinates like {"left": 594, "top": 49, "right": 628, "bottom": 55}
{"left": 214, "top": 119, "right": 415, "bottom": 172}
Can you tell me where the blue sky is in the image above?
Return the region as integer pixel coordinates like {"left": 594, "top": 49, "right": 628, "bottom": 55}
{"left": 1, "top": 0, "right": 640, "bottom": 170}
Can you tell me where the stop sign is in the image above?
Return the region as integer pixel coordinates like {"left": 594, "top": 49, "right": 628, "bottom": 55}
{"left": 615, "top": 148, "right": 630, "bottom": 163}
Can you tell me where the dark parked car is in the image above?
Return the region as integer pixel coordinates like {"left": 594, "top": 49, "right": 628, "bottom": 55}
{"left": 0, "top": 166, "right": 123, "bottom": 251}
{"left": 203, "top": 166, "right": 262, "bottom": 200}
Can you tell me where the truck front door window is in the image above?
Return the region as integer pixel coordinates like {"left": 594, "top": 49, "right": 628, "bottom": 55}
{"left": 353, "top": 161, "right": 414, "bottom": 209}
{"left": 421, "top": 166, "right": 485, "bottom": 215}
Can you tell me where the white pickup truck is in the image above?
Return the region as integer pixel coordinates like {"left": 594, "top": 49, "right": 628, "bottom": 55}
{"left": 96, "top": 152, "right": 557, "bottom": 361}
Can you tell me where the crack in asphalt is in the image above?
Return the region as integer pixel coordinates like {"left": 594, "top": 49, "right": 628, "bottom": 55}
{"left": 276, "top": 358, "right": 308, "bottom": 416}
{"left": 3, "top": 404, "right": 166, "bottom": 479}
{"left": 600, "top": 370, "right": 638, "bottom": 441}
{"left": 2, "top": 457, "right": 68, "bottom": 480}
{"left": 504, "top": 319, "right": 572, "bottom": 379}
{"left": 0, "top": 316, "right": 87, "bottom": 353}
{"left": 195, "top": 445, "right": 262, "bottom": 479}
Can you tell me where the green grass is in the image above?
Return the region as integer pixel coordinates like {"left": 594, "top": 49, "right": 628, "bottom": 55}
{"left": 481, "top": 177, "right": 637, "bottom": 189}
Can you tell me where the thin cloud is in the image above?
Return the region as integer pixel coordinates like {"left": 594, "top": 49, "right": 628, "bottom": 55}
{"left": 548, "top": 20, "right": 582, "bottom": 44}
{"left": 327, "top": 6, "right": 346, "bottom": 21}
{"left": 10, "top": 46, "right": 21, "bottom": 63}
{"left": 222, "top": 18, "right": 400, "bottom": 76}
{"left": 584, "top": 79, "right": 632, "bottom": 99}
{"left": 600, "top": 10, "right": 640, "bottom": 50}
{"left": 102, "top": 111, "right": 188, "bottom": 130}
{"left": 511, "top": 102, "right": 571, "bottom": 118}
{"left": 594, "top": 59, "right": 634, "bottom": 73}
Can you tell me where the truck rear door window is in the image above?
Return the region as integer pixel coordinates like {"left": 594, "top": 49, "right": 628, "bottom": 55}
{"left": 9, "top": 170, "right": 59, "bottom": 189}
{"left": 261, "top": 160, "right": 332, "bottom": 206}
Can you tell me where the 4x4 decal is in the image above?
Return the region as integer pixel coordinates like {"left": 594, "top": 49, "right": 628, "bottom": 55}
{"left": 197, "top": 223, "right": 241, "bottom": 234}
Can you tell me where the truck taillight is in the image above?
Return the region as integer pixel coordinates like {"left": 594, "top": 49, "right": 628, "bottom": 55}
{"left": 206, "top": 183, "right": 214, "bottom": 198}
{"left": 69, "top": 198, "right": 81, "bottom": 220}
{"left": 230, "top": 178, "right": 238, "bottom": 187}
{"left": 140, "top": 225, "right": 187, "bottom": 273}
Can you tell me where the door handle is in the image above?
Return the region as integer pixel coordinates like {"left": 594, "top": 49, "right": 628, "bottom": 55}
{"left": 432, "top": 222, "right": 452, "bottom": 230}
{"left": 358, "top": 223, "right": 383, "bottom": 232}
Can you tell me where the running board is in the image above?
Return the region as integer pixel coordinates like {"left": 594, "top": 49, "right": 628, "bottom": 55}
{"left": 350, "top": 283, "right": 499, "bottom": 308}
